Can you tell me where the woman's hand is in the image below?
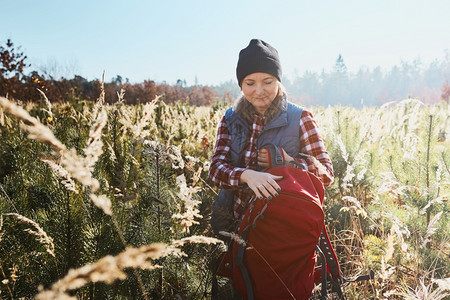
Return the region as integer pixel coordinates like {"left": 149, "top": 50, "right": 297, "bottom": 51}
{"left": 240, "top": 169, "right": 283, "bottom": 199}
{"left": 258, "top": 147, "right": 293, "bottom": 169}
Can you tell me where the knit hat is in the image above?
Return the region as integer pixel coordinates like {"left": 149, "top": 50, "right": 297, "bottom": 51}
{"left": 236, "top": 39, "right": 282, "bottom": 87}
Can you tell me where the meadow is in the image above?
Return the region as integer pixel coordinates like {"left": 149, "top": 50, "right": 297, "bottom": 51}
{"left": 0, "top": 88, "right": 448, "bottom": 299}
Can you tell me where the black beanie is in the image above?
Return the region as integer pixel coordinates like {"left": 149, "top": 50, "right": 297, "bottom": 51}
{"left": 236, "top": 39, "right": 282, "bottom": 87}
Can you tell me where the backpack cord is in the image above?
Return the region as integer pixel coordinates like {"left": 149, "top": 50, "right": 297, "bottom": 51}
{"left": 235, "top": 225, "right": 254, "bottom": 300}
{"left": 316, "top": 246, "right": 328, "bottom": 300}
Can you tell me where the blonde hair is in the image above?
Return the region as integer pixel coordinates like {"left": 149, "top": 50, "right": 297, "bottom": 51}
{"left": 277, "top": 81, "right": 286, "bottom": 97}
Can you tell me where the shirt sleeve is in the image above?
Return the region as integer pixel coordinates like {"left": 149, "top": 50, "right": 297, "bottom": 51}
{"left": 208, "top": 115, "right": 246, "bottom": 189}
{"left": 296, "top": 109, "right": 334, "bottom": 186}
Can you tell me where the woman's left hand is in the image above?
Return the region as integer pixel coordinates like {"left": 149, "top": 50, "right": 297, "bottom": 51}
{"left": 240, "top": 169, "right": 283, "bottom": 200}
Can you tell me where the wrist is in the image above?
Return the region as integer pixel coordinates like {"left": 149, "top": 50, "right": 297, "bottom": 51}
{"left": 239, "top": 169, "right": 254, "bottom": 184}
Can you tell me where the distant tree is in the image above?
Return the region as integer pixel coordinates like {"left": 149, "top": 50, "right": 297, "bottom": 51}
{"left": 142, "top": 80, "right": 157, "bottom": 102}
{"left": 209, "top": 79, "right": 240, "bottom": 99}
{"left": 321, "top": 55, "right": 350, "bottom": 105}
{"left": 333, "top": 54, "right": 347, "bottom": 74}
{"left": 38, "top": 57, "right": 78, "bottom": 80}
{"left": 349, "top": 68, "right": 371, "bottom": 105}
{"left": 298, "top": 71, "right": 321, "bottom": 104}
{"left": 112, "top": 75, "right": 123, "bottom": 86}
{"left": 176, "top": 79, "right": 187, "bottom": 87}
{"left": 0, "top": 39, "right": 29, "bottom": 79}
{"left": 423, "top": 60, "right": 445, "bottom": 88}
{"left": 0, "top": 39, "right": 33, "bottom": 99}
{"left": 188, "top": 86, "right": 217, "bottom": 106}
{"left": 155, "top": 83, "right": 188, "bottom": 104}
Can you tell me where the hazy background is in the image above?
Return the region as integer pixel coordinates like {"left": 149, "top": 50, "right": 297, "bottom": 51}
{"left": 1, "top": 0, "right": 449, "bottom": 105}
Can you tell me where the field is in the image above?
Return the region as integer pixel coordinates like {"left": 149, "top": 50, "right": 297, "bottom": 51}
{"left": 0, "top": 89, "right": 448, "bottom": 299}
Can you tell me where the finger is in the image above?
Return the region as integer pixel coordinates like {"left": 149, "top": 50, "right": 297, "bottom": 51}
{"left": 253, "top": 184, "right": 265, "bottom": 199}
{"left": 258, "top": 184, "right": 272, "bottom": 199}
{"left": 258, "top": 148, "right": 268, "bottom": 155}
{"left": 261, "top": 186, "right": 273, "bottom": 199}
{"left": 267, "top": 177, "right": 280, "bottom": 188}
{"left": 258, "top": 152, "right": 269, "bottom": 164}
{"left": 271, "top": 175, "right": 284, "bottom": 181}
{"left": 257, "top": 181, "right": 280, "bottom": 199}
{"left": 258, "top": 161, "right": 270, "bottom": 168}
{"left": 256, "top": 179, "right": 278, "bottom": 198}
{"left": 265, "top": 184, "right": 279, "bottom": 198}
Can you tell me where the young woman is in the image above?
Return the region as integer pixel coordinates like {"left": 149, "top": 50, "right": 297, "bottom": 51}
{"left": 208, "top": 39, "right": 334, "bottom": 235}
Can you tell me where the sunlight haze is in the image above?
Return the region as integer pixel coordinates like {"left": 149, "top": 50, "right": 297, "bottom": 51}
{"left": 1, "top": 0, "right": 449, "bottom": 85}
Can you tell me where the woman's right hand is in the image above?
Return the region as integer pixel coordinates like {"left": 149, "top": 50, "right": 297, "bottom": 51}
{"left": 240, "top": 169, "right": 283, "bottom": 200}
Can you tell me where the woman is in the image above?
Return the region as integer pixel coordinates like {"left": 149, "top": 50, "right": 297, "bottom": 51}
{"left": 208, "top": 39, "right": 334, "bottom": 236}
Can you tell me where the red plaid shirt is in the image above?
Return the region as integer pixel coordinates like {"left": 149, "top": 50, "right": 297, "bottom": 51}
{"left": 209, "top": 108, "right": 334, "bottom": 219}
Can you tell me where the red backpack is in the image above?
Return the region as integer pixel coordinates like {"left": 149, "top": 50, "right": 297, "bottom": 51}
{"left": 213, "top": 144, "right": 345, "bottom": 300}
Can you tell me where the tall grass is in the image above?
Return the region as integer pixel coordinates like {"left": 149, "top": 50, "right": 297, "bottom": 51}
{"left": 0, "top": 92, "right": 448, "bottom": 299}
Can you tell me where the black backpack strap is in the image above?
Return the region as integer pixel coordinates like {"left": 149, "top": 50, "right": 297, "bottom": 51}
{"left": 260, "top": 143, "right": 307, "bottom": 170}
{"left": 318, "top": 227, "right": 375, "bottom": 298}
{"left": 318, "top": 228, "right": 344, "bottom": 299}
{"left": 315, "top": 246, "right": 328, "bottom": 300}
{"left": 345, "top": 270, "right": 375, "bottom": 283}
{"left": 235, "top": 225, "right": 254, "bottom": 300}
{"left": 260, "top": 143, "right": 285, "bottom": 168}
{"left": 319, "top": 229, "right": 341, "bottom": 279}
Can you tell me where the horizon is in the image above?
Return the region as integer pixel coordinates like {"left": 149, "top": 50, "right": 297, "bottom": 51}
{"left": 1, "top": 0, "right": 449, "bottom": 86}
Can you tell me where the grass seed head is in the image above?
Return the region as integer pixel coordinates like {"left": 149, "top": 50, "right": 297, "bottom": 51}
{"left": 4, "top": 213, "right": 55, "bottom": 257}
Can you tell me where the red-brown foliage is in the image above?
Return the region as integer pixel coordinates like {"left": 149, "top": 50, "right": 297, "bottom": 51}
{"left": 441, "top": 81, "right": 450, "bottom": 103}
{"left": 0, "top": 39, "right": 219, "bottom": 106}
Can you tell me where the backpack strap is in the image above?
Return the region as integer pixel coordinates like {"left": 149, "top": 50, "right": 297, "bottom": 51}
{"left": 315, "top": 246, "right": 328, "bottom": 300}
{"left": 319, "top": 227, "right": 341, "bottom": 279}
{"left": 317, "top": 226, "right": 375, "bottom": 298}
{"left": 235, "top": 224, "right": 254, "bottom": 300}
{"left": 260, "top": 143, "right": 285, "bottom": 168}
{"left": 345, "top": 270, "right": 375, "bottom": 283}
{"left": 318, "top": 227, "right": 344, "bottom": 299}
{"left": 259, "top": 143, "right": 306, "bottom": 170}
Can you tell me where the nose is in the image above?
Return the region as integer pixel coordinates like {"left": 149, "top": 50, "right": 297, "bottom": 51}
{"left": 255, "top": 84, "right": 265, "bottom": 96}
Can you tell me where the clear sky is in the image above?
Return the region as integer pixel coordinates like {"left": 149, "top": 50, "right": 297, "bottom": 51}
{"left": 1, "top": 0, "right": 449, "bottom": 86}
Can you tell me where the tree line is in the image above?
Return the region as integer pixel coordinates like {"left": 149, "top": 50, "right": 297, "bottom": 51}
{"left": 1, "top": 39, "right": 449, "bottom": 106}
{"left": 283, "top": 54, "right": 450, "bottom": 106}
{"left": 0, "top": 39, "right": 227, "bottom": 106}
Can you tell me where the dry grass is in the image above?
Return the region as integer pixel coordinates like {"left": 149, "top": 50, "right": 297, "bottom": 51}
{"left": 3, "top": 213, "right": 54, "bottom": 257}
{"left": 1, "top": 95, "right": 448, "bottom": 299}
{"left": 35, "top": 236, "right": 223, "bottom": 300}
{"left": 34, "top": 243, "right": 167, "bottom": 300}
{"left": 0, "top": 96, "right": 111, "bottom": 215}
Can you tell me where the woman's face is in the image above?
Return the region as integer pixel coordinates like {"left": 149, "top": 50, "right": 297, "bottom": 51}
{"left": 241, "top": 73, "right": 279, "bottom": 115}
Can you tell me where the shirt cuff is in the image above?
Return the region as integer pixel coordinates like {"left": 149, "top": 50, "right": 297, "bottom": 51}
{"left": 230, "top": 167, "right": 246, "bottom": 188}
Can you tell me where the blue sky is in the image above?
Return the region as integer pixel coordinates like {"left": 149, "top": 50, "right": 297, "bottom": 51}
{"left": 1, "top": 0, "right": 449, "bottom": 86}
